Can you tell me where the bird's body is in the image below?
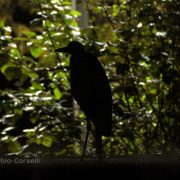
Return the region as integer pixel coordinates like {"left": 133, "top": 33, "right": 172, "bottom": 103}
{"left": 70, "top": 52, "right": 112, "bottom": 137}
{"left": 56, "top": 41, "right": 112, "bottom": 160}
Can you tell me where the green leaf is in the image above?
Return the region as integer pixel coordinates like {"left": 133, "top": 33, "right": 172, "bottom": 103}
{"left": 8, "top": 140, "right": 21, "bottom": 153}
{"left": 9, "top": 49, "right": 20, "bottom": 59}
{"left": 28, "top": 72, "right": 39, "bottom": 79}
{"left": 41, "top": 135, "right": 53, "bottom": 147}
{"left": 112, "top": 4, "right": 119, "bottom": 17}
{"left": 31, "top": 82, "right": 43, "bottom": 90}
{"left": 23, "top": 30, "right": 36, "bottom": 38}
{"left": 70, "top": 10, "right": 81, "bottom": 17}
{"left": 53, "top": 87, "right": 62, "bottom": 100}
{"left": 22, "top": 66, "right": 39, "bottom": 79}
{"left": 30, "top": 46, "right": 43, "bottom": 58}
{"left": 0, "top": 20, "right": 4, "bottom": 28}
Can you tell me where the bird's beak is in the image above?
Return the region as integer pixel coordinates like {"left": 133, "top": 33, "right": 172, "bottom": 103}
{"left": 55, "top": 47, "right": 69, "bottom": 53}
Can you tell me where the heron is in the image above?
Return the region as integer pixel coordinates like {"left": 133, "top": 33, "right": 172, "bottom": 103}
{"left": 55, "top": 41, "right": 112, "bottom": 161}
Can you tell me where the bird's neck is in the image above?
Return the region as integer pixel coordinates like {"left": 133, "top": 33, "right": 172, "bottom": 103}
{"left": 71, "top": 52, "right": 87, "bottom": 60}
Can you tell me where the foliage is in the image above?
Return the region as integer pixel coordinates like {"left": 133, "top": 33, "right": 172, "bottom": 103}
{"left": 0, "top": 0, "right": 179, "bottom": 157}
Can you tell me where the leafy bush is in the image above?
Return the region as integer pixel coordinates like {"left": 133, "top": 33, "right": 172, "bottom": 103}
{"left": 0, "top": 0, "right": 179, "bottom": 157}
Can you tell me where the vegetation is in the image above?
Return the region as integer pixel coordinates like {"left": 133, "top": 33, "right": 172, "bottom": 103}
{"left": 0, "top": 0, "right": 179, "bottom": 157}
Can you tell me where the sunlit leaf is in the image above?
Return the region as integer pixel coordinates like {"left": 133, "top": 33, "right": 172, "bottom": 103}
{"left": 31, "top": 82, "right": 44, "bottom": 90}
{"left": 41, "top": 135, "right": 53, "bottom": 147}
{"left": 53, "top": 87, "right": 62, "bottom": 100}
{"left": 30, "top": 46, "right": 43, "bottom": 58}
{"left": 9, "top": 49, "right": 20, "bottom": 59}
{"left": 112, "top": 4, "right": 119, "bottom": 17}
{"left": 70, "top": 10, "right": 81, "bottom": 17}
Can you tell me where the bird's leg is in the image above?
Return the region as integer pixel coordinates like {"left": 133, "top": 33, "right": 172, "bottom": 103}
{"left": 81, "top": 119, "right": 91, "bottom": 161}
{"left": 95, "top": 126, "right": 102, "bottom": 162}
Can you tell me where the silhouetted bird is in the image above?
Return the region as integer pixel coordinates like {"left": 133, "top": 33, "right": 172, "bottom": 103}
{"left": 55, "top": 41, "right": 112, "bottom": 160}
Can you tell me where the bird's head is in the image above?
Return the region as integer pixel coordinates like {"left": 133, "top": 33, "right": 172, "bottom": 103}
{"left": 55, "top": 41, "right": 85, "bottom": 55}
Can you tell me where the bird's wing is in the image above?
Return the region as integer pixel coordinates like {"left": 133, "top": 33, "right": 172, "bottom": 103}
{"left": 70, "top": 54, "right": 112, "bottom": 136}
{"left": 74, "top": 54, "right": 111, "bottom": 115}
